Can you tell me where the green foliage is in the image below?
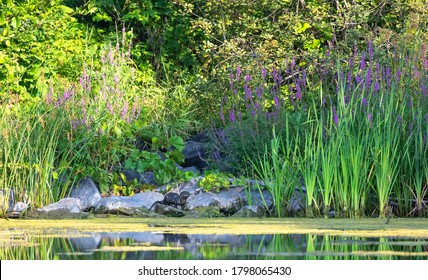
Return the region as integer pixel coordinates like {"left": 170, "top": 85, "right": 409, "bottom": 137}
{"left": 0, "top": 0, "right": 85, "bottom": 97}
{"left": 199, "top": 171, "right": 231, "bottom": 193}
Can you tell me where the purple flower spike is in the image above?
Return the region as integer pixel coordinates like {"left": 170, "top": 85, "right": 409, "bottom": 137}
{"left": 274, "top": 96, "right": 279, "bottom": 107}
{"left": 360, "top": 52, "right": 366, "bottom": 72}
{"left": 396, "top": 68, "right": 401, "bottom": 81}
{"left": 332, "top": 106, "right": 339, "bottom": 125}
{"left": 229, "top": 109, "right": 236, "bottom": 123}
{"left": 356, "top": 75, "right": 362, "bottom": 85}
{"left": 121, "top": 102, "right": 129, "bottom": 120}
{"left": 374, "top": 81, "right": 379, "bottom": 93}
{"left": 236, "top": 66, "right": 242, "bottom": 80}
{"left": 368, "top": 41, "right": 374, "bottom": 61}
{"left": 261, "top": 67, "right": 267, "bottom": 78}
{"left": 295, "top": 83, "right": 302, "bottom": 101}
{"left": 368, "top": 113, "right": 372, "bottom": 127}
{"left": 365, "top": 68, "right": 372, "bottom": 89}
{"left": 362, "top": 97, "right": 368, "bottom": 107}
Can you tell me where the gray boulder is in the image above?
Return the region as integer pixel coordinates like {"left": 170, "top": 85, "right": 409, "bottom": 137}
{"left": 0, "top": 189, "right": 14, "bottom": 212}
{"left": 183, "top": 166, "right": 201, "bottom": 175}
{"left": 94, "top": 192, "right": 163, "bottom": 215}
{"left": 182, "top": 141, "right": 208, "bottom": 169}
{"left": 36, "top": 198, "right": 87, "bottom": 219}
{"left": 232, "top": 205, "right": 266, "bottom": 218}
{"left": 185, "top": 192, "right": 220, "bottom": 211}
{"left": 217, "top": 188, "right": 245, "bottom": 215}
{"left": 122, "top": 170, "right": 157, "bottom": 185}
{"left": 68, "top": 177, "right": 101, "bottom": 211}
{"left": 286, "top": 188, "right": 305, "bottom": 215}
{"left": 242, "top": 189, "right": 273, "bottom": 210}
{"left": 178, "top": 177, "right": 201, "bottom": 194}
{"left": 5, "top": 202, "right": 30, "bottom": 218}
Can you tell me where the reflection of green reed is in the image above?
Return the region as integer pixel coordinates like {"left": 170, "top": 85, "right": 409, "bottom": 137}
{"left": 2, "top": 234, "right": 428, "bottom": 260}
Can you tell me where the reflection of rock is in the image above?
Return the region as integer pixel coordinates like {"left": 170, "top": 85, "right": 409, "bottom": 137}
{"left": 68, "top": 177, "right": 101, "bottom": 211}
{"left": 100, "top": 232, "right": 164, "bottom": 244}
{"left": 69, "top": 234, "right": 101, "bottom": 252}
{"left": 94, "top": 192, "right": 163, "bottom": 215}
{"left": 35, "top": 198, "right": 87, "bottom": 219}
{"left": 232, "top": 205, "right": 266, "bottom": 218}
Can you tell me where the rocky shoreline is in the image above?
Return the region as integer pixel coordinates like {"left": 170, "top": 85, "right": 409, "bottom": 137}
{"left": 1, "top": 175, "right": 305, "bottom": 219}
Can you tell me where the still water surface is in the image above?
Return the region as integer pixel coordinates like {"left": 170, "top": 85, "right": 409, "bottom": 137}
{"left": 1, "top": 218, "right": 428, "bottom": 260}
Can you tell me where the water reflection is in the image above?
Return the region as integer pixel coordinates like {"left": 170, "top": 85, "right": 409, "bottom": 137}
{"left": 1, "top": 232, "right": 428, "bottom": 260}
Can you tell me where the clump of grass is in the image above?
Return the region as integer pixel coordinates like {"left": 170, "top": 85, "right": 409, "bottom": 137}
{"left": 220, "top": 38, "right": 428, "bottom": 218}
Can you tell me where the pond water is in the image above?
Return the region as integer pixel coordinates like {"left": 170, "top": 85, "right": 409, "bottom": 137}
{"left": 1, "top": 218, "right": 428, "bottom": 260}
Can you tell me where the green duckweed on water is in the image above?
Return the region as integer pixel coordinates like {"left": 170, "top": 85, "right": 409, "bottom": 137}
{"left": 1, "top": 217, "right": 428, "bottom": 240}
{"left": 2, "top": 218, "right": 428, "bottom": 260}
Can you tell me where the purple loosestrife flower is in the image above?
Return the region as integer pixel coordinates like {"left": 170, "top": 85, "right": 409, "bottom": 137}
{"left": 72, "top": 119, "right": 78, "bottom": 130}
{"left": 332, "top": 106, "right": 338, "bottom": 125}
{"left": 256, "top": 86, "right": 262, "bottom": 99}
{"left": 122, "top": 24, "right": 126, "bottom": 46}
{"left": 82, "top": 108, "right": 87, "bottom": 126}
{"left": 262, "top": 67, "right": 267, "bottom": 78}
{"left": 361, "top": 97, "right": 368, "bottom": 107}
{"left": 107, "top": 102, "right": 113, "bottom": 113}
{"left": 132, "top": 98, "right": 138, "bottom": 120}
{"left": 236, "top": 66, "right": 241, "bottom": 81}
{"left": 295, "top": 83, "right": 302, "bottom": 101}
{"left": 121, "top": 102, "right": 129, "bottom": 120}
{"left": 367, "top": 113, "right": 372, "bottom": 128}
{"left": 356, "top": 75, "right": 363, "bottom": 85}
{"left": 396, "top": 68, "right": 401, "bottom": 82}
{"left": 219, "top": 105, "right": 225, "bottom": 123}
{"left": 360, "top": 52, "right": 366, "bottom": 72}
{"left": 368, "top": 41, "right": 374, "bottom": 61}
{"left": 229, "top": 109, "right": 236, "bottom": 123}
{"left": 365, "top": 68, "right": 372, "bottom": 89}
{"left": 274, "top": 96, "right": 280, "bottom": 108}
{"left": 374, "top": 81, "right": 379, "bottom": 93}
{"left": 108, "top": 47, "right": 114, "bottom": 64}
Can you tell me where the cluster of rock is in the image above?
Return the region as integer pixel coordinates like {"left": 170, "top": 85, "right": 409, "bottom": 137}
{"left": 25, "top": 176, "right": 279, "bottom": 219}
{"left": 1, "top": 134, "right": 305, "bottom": 219}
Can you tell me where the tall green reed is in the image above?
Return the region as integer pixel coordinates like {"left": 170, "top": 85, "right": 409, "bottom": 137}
{"left": 0, "top": 104, "right": 79, "bottom": 208}
{"left": 250, "top": 127, "right": 298, "bottom": 217}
